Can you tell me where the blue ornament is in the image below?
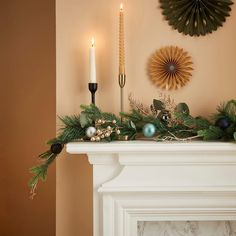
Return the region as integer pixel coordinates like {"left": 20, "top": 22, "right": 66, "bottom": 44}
{"left": 215, "top": 117, "right": 231, "bottom": 130}
{"left": 143, "top": 123, "right": 156, "bottom": 137}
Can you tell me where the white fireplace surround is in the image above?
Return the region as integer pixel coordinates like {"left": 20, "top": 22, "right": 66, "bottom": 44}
{"left": 66, "top": 141, "right": 236, "bottom": 236}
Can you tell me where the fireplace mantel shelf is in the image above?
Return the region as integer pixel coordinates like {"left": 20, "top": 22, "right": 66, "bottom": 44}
{"left": 66, "top": 141, "right": 236, "bottom": 236}
{"left": 67, "top": 141, "right": 236, "bottom": 165}
{"left": 67, "top": 141, "right": 236, "bottom": 154}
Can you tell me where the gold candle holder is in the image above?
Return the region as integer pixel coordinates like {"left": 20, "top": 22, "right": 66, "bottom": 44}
{"left": 119, "top": 74, "right": 126, "bottom": 113}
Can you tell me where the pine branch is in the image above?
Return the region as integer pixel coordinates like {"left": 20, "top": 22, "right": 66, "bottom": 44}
{"left": 197, "top": 126, "right": 225, "bottom": 141}
{"left": 213, "top": 100, "right": 236, "bottom": 123}
{"left": 174, "top": 112, "right": 211, "bottom": 130}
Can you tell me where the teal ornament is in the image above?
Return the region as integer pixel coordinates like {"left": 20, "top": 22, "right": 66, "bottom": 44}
{"left": 143, "top": 123, "right": 156, "bottom": 137}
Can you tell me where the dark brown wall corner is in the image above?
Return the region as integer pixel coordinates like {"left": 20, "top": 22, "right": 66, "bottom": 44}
{"left": 0, "top": 1, "right": 56, "bottom": 235}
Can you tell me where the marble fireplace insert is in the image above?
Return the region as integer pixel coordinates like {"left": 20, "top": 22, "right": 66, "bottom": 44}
{"left": 138, "top": 221, "right": 236, "bottom": 236}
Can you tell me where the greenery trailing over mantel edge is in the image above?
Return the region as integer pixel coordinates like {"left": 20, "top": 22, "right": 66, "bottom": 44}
{"left": 29, "top": 97, "right": 236, "bottom": 198}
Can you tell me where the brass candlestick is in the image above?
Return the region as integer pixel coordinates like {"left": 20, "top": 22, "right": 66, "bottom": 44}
{"left": 119, "top": 74, "right": 126, "bottom": 113}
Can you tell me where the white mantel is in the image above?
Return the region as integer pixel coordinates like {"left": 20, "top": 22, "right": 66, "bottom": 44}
{"left": 66, "top": 141, "right": 236, "bottom": 236}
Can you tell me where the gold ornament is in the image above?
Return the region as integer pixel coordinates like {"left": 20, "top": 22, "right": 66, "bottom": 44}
{"left": 148, "top": 46, "right": 193, "bottom": 90}
{"left": 95, "top": 137, "right": 100, "bottom": 142}
{"left": 107, "top": 126, "right": 112, "bottom": 131}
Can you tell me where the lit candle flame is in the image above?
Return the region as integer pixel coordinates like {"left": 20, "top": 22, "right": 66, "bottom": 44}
{"left": 120, "top": 3, "right": 123, "bottom": 11}
{"left": 91, "top": 37, "right": 95, "bottom": 47}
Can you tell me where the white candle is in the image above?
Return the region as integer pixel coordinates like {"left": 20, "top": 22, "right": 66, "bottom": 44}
{"left": 89, "top": 37, "right": 96, "bottom": 83}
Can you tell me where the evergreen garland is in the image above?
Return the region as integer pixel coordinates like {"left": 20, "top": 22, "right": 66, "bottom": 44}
{"left": 29, "top": 98, "right": 236, "bottom": 198}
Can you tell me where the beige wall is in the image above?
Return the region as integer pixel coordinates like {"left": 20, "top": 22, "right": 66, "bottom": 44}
{"left": 56, "top": 0, "right": 236, "bottom": 235}
{"left": 0, "top": 0, "right": 56, "bottom": 236}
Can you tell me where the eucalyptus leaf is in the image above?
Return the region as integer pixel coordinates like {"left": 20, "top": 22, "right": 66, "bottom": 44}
{"left": 153, "top": 99, "right": 165, "bottom": 111}
{"left": 79, "top": 112, "right": 89, "bottom": 128}
{"left": 176, "top": 103, "right": 190, "bottom": 115}
{"left": 130, "top": 121, "right": 136, "bottom": 130}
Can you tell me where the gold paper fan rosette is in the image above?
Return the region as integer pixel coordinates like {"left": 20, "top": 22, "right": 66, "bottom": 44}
{"left": 148, "top": 46, "right": 193, "bottom": 90}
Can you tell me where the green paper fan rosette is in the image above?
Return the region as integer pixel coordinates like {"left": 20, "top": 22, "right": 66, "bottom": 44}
{"left": 160, "top": 0, "right": 233, "bottom": 37}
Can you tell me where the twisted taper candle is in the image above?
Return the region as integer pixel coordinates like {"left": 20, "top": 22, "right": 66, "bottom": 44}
{"left": 119, "top": 3, "right": 125, "bottom": 75}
